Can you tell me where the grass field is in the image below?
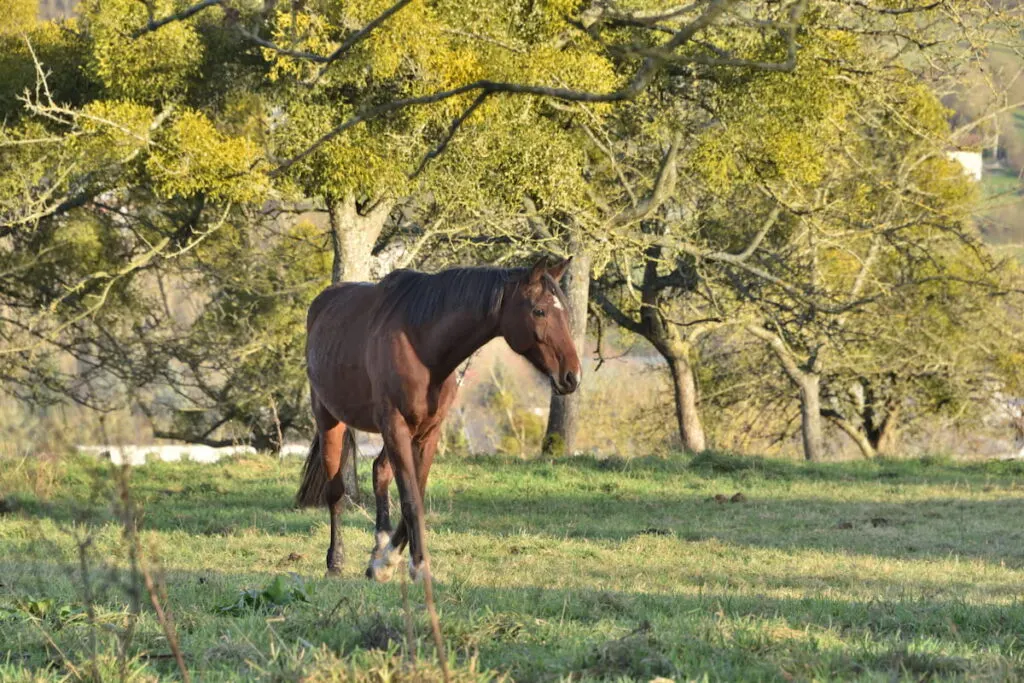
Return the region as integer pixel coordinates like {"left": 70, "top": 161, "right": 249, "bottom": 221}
{"left": 3, "top": 451, "right": 1024, "bottom": 681}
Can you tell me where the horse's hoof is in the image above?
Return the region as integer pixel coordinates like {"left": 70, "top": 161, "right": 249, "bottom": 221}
{"left": 366, "top": 561, "right": 395, "bottom": 583}
{"left": 408, "top": 559, "right": 426, "bottom": 583}
{"left": 325, "top": 566, "right": 342, "bottom": 578}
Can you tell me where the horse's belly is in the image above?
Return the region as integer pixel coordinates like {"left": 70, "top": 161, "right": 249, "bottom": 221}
{"left": 310, "top": 368, "right": 379, "bottom": 432}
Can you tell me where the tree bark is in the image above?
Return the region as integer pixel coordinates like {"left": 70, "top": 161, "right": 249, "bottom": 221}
{"left": 746, "top": 326, "right": 825, "bottom": 461}
{"left": 799, "top": 373, "right": 824, "bottom": 462}
{"left": 665, "top": 346, "right": 706, "bottom": 453}
{"left": 328, "top": 192, "right": 389, "bottom": 282}
{"left": 325, "top": 193, "right": 391, "bottom": 502}
{"left": 543, "top": 253, "right": 591, "bottom": 456}
{"left": 872, "top": 403, "right": 900, "bottom": 455}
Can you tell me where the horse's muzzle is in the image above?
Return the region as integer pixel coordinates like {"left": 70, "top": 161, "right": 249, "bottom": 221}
{"left": 551, "top": 371, "right": 579, "bottom": 395}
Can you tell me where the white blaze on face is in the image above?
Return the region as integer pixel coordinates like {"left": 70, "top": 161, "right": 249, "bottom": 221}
{"left": 551, "top": 296, "right": 564, "bottom": 311}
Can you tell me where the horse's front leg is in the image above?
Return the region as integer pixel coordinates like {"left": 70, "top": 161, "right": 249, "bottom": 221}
{"left": 376, "top": 412, "right": 431, "bottom": 581}
{"left": 366, "top": 447, "right": 403, "bottom": 581}
{"left": 372, "top": 447, "right": 394, "bottom": 551}
{"left": 373, "top": 426, "right": 440, "bottom": 582}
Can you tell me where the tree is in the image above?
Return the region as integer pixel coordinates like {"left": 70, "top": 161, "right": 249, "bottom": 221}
{"left": 3, "top": 0, "right": 1021, "bottom": 466}
{"left": 0, "top": 0, "right": 714, "bottom": 450}
{"left": 584, "top": 1, "right": 1024, "bottom": 459}
{"left": 588, "top": 139, "right": 715, "bottom": 453}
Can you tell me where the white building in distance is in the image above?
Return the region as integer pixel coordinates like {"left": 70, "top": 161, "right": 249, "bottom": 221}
{"left": 947, "top": 150, "right": 984, "bottom": 182}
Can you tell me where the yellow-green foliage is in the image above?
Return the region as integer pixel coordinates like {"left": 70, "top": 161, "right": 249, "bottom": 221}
{"left": 264, "top": 9, "right": 335, "bottom": 82}
{"left": 273, "top": 99, "right": 414, "bottom": 199}
{"left": 434, "top": 0, "right": 584, "bottom": 48}
{"left": 0, "top": 0, "right": 37, "bottom": 36}
{"left": 81, "top": 0, "right": 202, "bottom": 102}
{"left": 433, "top": 99, "right": 590, "bottom": 211}
{"left": 41, "top": 217, "right": 137, "bottom": 306}
{"left": 265, "top": 0, "right": 617, "bottom": 202}
{"left": 219, "top": 91, "right": 270, "bottom": 143}
{"left": 0, "top": 21, "right": 93, "bottom": 119}
{"left": 691, "top": 31, "right": 858, "bottom": 187}
{"left": 71, "top": 100, "right": 154, "bottom": 167}
{"left": 147, "top": 110, "right": 270, "bottom": 202}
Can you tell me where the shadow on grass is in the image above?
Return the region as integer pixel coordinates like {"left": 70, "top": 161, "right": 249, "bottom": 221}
{"left": 2, "top": 555, "right": 1022, "bottom": 682}
{"left": 446, "top": 492, "right": 1024, "bottom": 564}
{"left": 7, "top": 490, "right": 328, "bottom": 537}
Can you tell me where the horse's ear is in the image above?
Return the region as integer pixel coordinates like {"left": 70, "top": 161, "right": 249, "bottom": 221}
{"left": 547, "top": 256, "right": 573, "bottom": 282}
{"left": 528, "top": 258, "right": 548, "bottom": 285}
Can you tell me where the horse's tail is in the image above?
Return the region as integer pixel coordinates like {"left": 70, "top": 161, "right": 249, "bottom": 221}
{"left": 295, "top": 433, "right": 326, "bottom": 508}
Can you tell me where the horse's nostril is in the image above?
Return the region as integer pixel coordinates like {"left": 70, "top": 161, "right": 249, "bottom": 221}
{"left": 564, "top": 371, "right": 578, "bottom": 391}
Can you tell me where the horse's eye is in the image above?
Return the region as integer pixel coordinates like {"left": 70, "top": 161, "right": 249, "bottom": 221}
{"left": 532, "top": 308, "right": 546, "bottom": 318}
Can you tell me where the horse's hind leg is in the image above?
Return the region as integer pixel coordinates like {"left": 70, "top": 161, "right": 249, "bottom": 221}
{"left": 316, "top": 401, "right": 349, "bottom": 576}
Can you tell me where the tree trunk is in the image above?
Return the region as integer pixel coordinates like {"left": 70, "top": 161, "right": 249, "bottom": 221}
{"left": 325, "top": 193, "right": 391, "bottom": 502}
{"left": 823, "top": 411, "right": 876, "bottom": 459}
{"left": 872, "top": 403, "right": 900, "bottom": 455}
{"left": 328, "top": 192, "right": 388, "bottom": 283}
{"left": 860, "top": 379, "right": 900, "bottom": 456}
{"left": 799, "top": 373, "right": 824, "bottom": 461}
{"left": 746, "top": 326, "right": 826, "bottom": 462}
{"left": 543, "top": 253, "right": 590, "bottom": 456}
{"left": 638, "top": 244, "right": 706, "bottom": 453}
{"left": 665, "top": 346, "right": 707, "bottom": 453}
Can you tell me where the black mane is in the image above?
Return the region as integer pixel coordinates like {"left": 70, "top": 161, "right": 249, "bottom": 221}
{"left": 375, "top": 265, "right": 569, "bottom": 327}
{"left": 376, "top": 266, "right": 524, "bottom": 327}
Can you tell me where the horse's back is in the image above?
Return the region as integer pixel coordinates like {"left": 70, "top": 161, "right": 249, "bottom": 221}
{"left": 307, "top": 281, "right": 376, "bottom": 329}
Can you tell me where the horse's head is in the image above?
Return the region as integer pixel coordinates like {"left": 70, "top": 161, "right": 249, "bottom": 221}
{"left": 500, "top": 258, "right": 581, "bottom": 395}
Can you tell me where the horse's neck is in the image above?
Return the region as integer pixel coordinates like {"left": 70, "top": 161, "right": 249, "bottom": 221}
{"left": 417, "top": 309, "right": 500, "bottom": 381}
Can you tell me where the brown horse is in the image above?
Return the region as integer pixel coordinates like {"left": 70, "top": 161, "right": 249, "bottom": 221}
{"left": 296, "top": 258, "right": 581, "bottom": 581}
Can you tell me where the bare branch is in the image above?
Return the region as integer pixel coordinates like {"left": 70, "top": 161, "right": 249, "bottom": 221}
{"left": 132, "top": 0, "right": 224, "bottom": 37}
{"left": 610, "top": 134, "right": 681, "bottom": 227}
{"left": 235, "top": 24, "right": 333, "bottom": 62}
{"left": 272, "top": 78, "right": 635, "bottom": 175}
{"left": 314, "top": 0, "right": 413, "bottom": 76}
{"left": 746, "top": 324, "right": 805, "bottom": 385}
{"left": 849, "top": 0, "right": 942, "bottom": 16}
{"left": 629, "top": 0, "right": 806, "bottom": 72}
{"left": 591, "top": 288, "right": 645, "bottom": 335}
{"left": 702, "top": 205, "right": 782, "bottom": 262}
{"left": 522, "top": 196, "right": 554, "bottom": 240}
{"left": 411, "top": 91, "right": 490, "bottom": 178}
{"left": 598, "top": 3, "right": 701, "bottom": 26}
